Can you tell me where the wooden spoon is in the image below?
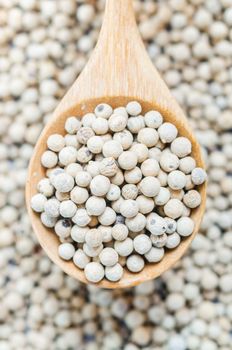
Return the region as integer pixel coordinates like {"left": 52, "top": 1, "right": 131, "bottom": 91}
{"left": 26, "top": 0, "right": 206, "bottom": 289}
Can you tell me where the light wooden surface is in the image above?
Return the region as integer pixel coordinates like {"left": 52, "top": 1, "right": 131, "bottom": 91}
{"left": 26, "top": 0, "right": 207, "bottom": 289}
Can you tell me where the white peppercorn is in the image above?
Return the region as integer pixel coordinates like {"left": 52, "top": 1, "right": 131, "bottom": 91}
{"left": 105, "top": 263, "right": 123, "bottom": 282}
{"left": 160, "top": 151, "right": 179, "bottom": 172}
{"left": 98, "top": 226, "right": 112, "bottom": 243}
{"left": 122, "top": 184, "right": 138, "bottom": 200}
{"left": 44, "top": 198, "right": 60, "bottom": 217}
{"left": 165, "top": 233, "right": 181, "bottom": 249}
{"left": 83, "top": 243, "right": 103, "bottom": 258}
{"left": 99, "top": 247, "right": 118, "bottom": 267}
{"left": 41, "top": 150, "right": 58, "bottom": 168}
{"left": 124, "top": 167, "right": 142, "bottom": 184}
{"left": 183, "top": 190, "right": 202, "bottom": 208}
{"left": 59, "top": 200, "right": 77, "bottom": 218}
{"left": 126, "top": 101, "right": 142, "bottom": 116}
{"left": 87, "top": 136, "right": 103, "bottom": 154}
{"left": 58, "top": 243, "right": 75, "bottom": 260}
{"left": 108, "top": 113, "right": 128, "bottom": 132}
{"left": 70, "top": 186, "right": 89, "bottom": 204}
{"left": 82, "top": 113, "right": 96, "bottom": 127}
{"left": 102, "top": 140, "right": 123, "bottom": 159}
{"left": 65, "top": 117, "right": 81, "bottom": 134}
{"left": 139, "top": 177, "right": 161, "bottom": 197}
{"left": 49, "top": 168, "right": 65, "bottom": 184}
{"left": 77, "top": 147, "right": 92, "bottom": 163}
{"left": 144, "top": 110, "right": 163, "bottom": 128}
{"left": 171, "top": 137, "right": 192, "bottom": 158}
{"left": 136, "top": 195, "right": 155, "bottom": 214}
{"left": 84, "top": 262, "right": 104, "bottom": 283}
{"left": 120, "top": 200, "right": 139, "bottom": 218}
{"left": 85, "top": 196, "right": 106, "bottom": 216}
{"left": 55, "top": 219, "right": 72, "bottom": 238}
{"left": 114, "top": 238, "right": 133, "bottom": 257}
{"left": 75, "top": 171, "right": 92, "bottom": 187}
{"left": 118, "top": 151, "right": 138, "bottom": 170}
{"left": 145, "top": 247, "right": 164, "bottom": 262}
{"left": 148, "top": 147, "right": 162, "bottom": 161}
{"left": 126, "top": 255, "right": 144, "bottom": 273}
{"left": 146, "top": 213, "right": 167, "bottom": 235}
{"left": 85, "top": 229, "right": 103, "bottom": 248}
{"left": 71, "top": 226, "right": 88, "bottom": 243}
{"left": 179, "top": 156, "right": 196, "bottom": 174}
{"left": 64, "top": 134, "right": 80, "bottom": 148}
{"left": 125, "top": 213, "right": 146, "bottom": 232}
{"left": 150, "top": 233, "right": 168, "bottom": 248}
{"left": 106, "top": 184, "right": 121, "bottom": 201}
{"left": 72, "top": 209, "right": 91, "bottom": 227}
{"left": 77, "top": 126, "right": 95, "bottom": 144}
{"left": 158, "top": 123, "right": 178, "bottom": 143}
{"left": 112, "top": 224, "right": 128, "bottom": 241}
{"left": 113, "top": 130, "right": 133, "bottom": 150}
{"left": 98, "top": 207, "right": 116, "bottom": 226}
{"left": 30, "top": 193, "right": 47, "bottom": 213}
{"left": 99, "top": 157, "right": 118, "bottom": 177}
{"left": 165, "top": 218, "right": 177, "bottom": 234}
{"left": 90, "top": 175, "right": 110, "bottom": 196}
{"left": 59, "top": 146, "right": 77, "bottom": 166}
{"left": 164, "top": 199, "right": 184, "bottom": 219}
{"left": 168, "top": 170, "right": 187, "bottom": 190}
{"left": 73, "top": 249, "right": 90, "bottom": 269}
{"left": 133, "top": 234, "right": 152, "bottom": 255}
{"left": 47, "top": 134, "right": 65, "bottom": 152}
{"left": 40, "top": 212, "right": 57, "bottom": 228}
{"left": 37, "top": 178, "right": 54, "bottom": 197}
{"left": 94, "top": 103, "right": 112, "bottom": 119}
{"left": 137, "top": 128, "right": 159, "bottom": 148}
{"left": 155, "top": 187, "right": 171, "bottom": 206}
{"left": 127, "top": 116, "right": 145, "bottom": 133}
{"left": 191, "top": 167, "right": 207, "bottom": 185}
{"left": 86, "top": 161, "right": 100, "bottom": 177}
{"left": 92, "top": 117, "right": 109, "bottom": 135}
{"left": 141, "top": 158, "right": 160, "bottom": 177}
{"left": 65, "top": 163, "right": 83, "bottom": 177}
{"left": 177, "top": 217, "right": 195, "bottom": 236}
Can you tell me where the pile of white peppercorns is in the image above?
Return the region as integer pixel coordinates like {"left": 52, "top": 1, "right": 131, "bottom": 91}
{"left": 31, "top": 101, "right": 207, "bottom": 283}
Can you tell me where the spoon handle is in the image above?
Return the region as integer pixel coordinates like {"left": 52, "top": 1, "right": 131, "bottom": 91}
{"left": 58, "top": 0, "right": 181, "bottom": 119}
{"left": 100, "top": 0, "right": 141, "bottom": 47}
{"left": 71, "top": 0, "right": 153, "bottom": 100}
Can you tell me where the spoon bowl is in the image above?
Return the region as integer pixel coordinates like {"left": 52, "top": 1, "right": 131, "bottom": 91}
{"left": 26, "top": 0, "right": 206, "bottom": 288}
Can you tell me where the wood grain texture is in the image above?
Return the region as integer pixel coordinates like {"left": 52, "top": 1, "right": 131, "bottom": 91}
{"left": 26, "top": 0, "right": 207, "bottom": 289}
